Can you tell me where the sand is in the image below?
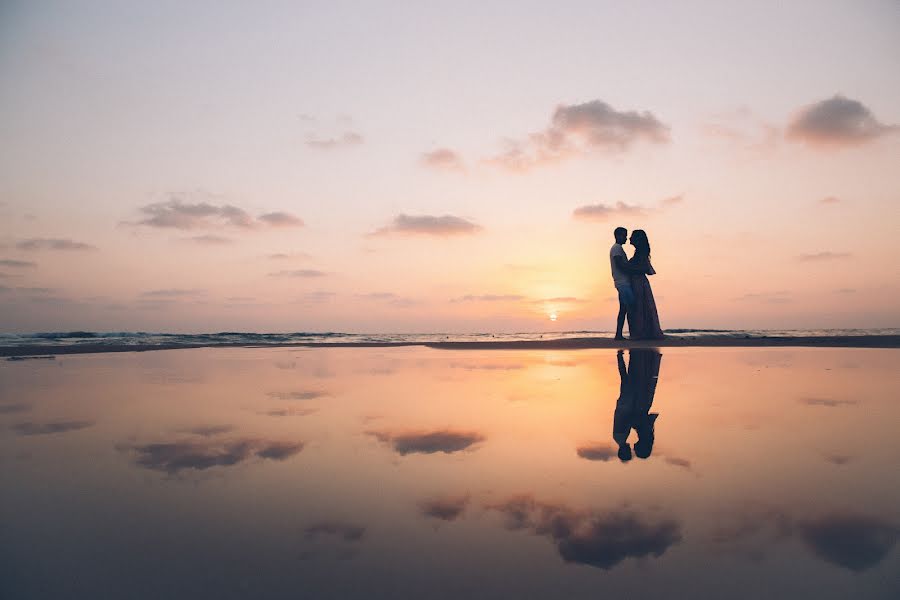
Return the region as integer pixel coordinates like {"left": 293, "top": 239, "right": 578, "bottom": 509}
{"left": 1, "top": 335, "right": 898, "bottom": 357}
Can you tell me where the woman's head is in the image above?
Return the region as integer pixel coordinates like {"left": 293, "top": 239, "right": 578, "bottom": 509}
{"left": 630, "top": 229, "right": 651, "bottom": 257}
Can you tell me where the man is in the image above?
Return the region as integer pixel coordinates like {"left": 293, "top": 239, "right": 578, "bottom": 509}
{"left": 610, "top": 226, "right": 634, "bottom": 340}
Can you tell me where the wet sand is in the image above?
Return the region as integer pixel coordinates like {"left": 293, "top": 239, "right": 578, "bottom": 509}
{"left": 2, "top": 335, "right": 898, "bottom": 357}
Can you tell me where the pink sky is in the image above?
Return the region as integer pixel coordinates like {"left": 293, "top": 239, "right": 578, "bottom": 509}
{"left": 1, "top": 1, "right": 898, "bottom": 333}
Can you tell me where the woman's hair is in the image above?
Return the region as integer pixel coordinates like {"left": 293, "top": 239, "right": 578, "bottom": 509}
{"left": 631, "top": 229, "right": 651, "bottom": 259}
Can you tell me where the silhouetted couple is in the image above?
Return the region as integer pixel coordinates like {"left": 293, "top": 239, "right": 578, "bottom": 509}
{"left": 613, "top": 349, "right": 661, "bottom": 462}
{"left": 610, "top": 227, "right": 664, "bottom": 340}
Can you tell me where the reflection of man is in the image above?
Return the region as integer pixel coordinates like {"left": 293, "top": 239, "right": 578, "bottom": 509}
{"left": 610, "top": 227, "right": 633, "bottom": 340}
{"left": 613, "top": 349, "right": 662, "bottom": 462}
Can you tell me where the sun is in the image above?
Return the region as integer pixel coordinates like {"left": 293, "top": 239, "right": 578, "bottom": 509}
{"left": 549, "top": 312, "right": 558, "bottom": 322}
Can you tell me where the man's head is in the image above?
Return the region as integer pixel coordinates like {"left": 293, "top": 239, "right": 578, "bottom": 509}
{"left": 614, "top": 227, "right": 627, "bottom": 244}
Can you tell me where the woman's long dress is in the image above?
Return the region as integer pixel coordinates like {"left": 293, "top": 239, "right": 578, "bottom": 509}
{"left": 627, "top": 256, "right": 664, "bottom": 340}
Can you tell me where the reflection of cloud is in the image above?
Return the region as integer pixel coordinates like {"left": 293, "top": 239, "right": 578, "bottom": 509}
{"left": 368, "top": 429, "right": 485, "bottom": 455}
{"left": 0, "top": 259, "right": 37, "bottom": 268}
{"left": 130, "top": 438, "right": 304, "bottom": 473}
{"left": 419, "top": 495, "right": 470, "bottom": 521}
{"left": 786, "top": 95, "right": 897, "bottom": 147}
{"left": 263, "top": 408, "right": 318, "bottom": 417}
{"left": 13, "top": 420, "right": 94, "bottom": 436}
{"left": 798, "top": 514, "right": 898, "bottom": 572}
{"left": 182, "top": 425, "right": 234, "bottom": 437}
{"left": 799, "top": 397, "right": 858, "bottom": 408}
{"left": 267, "top": 390, "right": 327, "bottom": 400}
{"left": 421, "top": 148, "right": 464, "bottom": 171}
{"left": 823, "top": 454, "right": 853, "bottom": 466}
{"left": 576, "top": 444, "right": 617, "bottom": 462}
{"left": 798, "top": 252, "right": 851, "bottom": 262}
{"left": 0, "top": 402, "right": 32, "bottom": 414}
{"left": 371, "top": 214, "right": 482, "bottom": 237}
{"left": 450, "top": 361, "right": 524, "bottom": 371}
{"left": 304, "top": 521, "right": 366, "bottom": 541}
{"left": 486, "top": 99, "right": 669, "bottom": 172}
{"left": 16, "top": 238, "right": 96, "bottom": 251}
{"left": 711, "top": 506, "right": 898, "bottom": 572}
{"left": 487, "top": 495, "right": 682, "bottom": 569}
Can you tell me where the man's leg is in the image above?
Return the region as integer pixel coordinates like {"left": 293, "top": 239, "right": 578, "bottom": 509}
{"left": 615, "top": 301, "right": 627, "bottom": 339}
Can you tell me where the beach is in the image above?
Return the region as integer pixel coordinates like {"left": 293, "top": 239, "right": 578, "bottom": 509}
{"left": 2, "top": 334, "right": 898, "bottom": 358}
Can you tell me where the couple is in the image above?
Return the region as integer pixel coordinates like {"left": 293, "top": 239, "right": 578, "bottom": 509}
{"left": 609, "top": 227, "right": 664, "bottom": 340}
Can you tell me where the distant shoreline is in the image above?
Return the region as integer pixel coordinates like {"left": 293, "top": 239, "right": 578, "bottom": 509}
{"left": 2, "top": 335, "right": 898, "bottom": 358}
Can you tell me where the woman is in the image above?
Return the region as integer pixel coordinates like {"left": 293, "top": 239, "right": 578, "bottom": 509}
{"left": 625, "top": 230, "right": 664, "bottom": 340}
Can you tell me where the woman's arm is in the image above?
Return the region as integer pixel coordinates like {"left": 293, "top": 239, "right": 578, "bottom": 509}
{"left": 614, "top": 255, "right": 650, "bottom": 275}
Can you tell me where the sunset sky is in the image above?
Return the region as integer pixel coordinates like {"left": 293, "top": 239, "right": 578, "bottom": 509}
{"left": 1, "top": 1, "right": 898, "bottom": 333}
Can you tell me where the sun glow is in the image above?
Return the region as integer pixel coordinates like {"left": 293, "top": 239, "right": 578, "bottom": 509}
{"left": 549, "top": 312, "right": 558, "bottom": 322}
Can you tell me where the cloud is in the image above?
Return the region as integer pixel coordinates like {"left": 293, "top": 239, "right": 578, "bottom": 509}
{"left": 0, "top": 403, "right": 31, "bottom": 414}
{"left": 576, "top": 443, "right": 618, "bottom": 462}
{"left": 267, "top": 252, "right": 312, "bottom": 260}
{"left": 0, "top": 259, "right": 37, "bottom": 268}
{"left": 306, "top": 131, "right": 364, "bottom": 149}
{"left": 267, "top": 390, "right": 327, "bottom": 400}
{"left": 12, "top": 420, "right": 94, "bottom": 436}
{"left": 819, "top": 196, "right": 841, "bottom": 205}
{"left": 419, "top": 495, "right": 470, "bottom": 521}
{"left": 269, "top": 269, "right": 329, "bottom": 278}
{"left": 129, "top": 438, "right": 304, "bottom": 474}
{"left": 296, "top": 290, "right": 337, "bottom": 304}
{"left": 421, "top": 148, "right": 465, "bottom": 171}
{"left": 371, "top": 214, "right": 482, "bottom": 237}
{"left": 487, "top": 495, "right": 682, "bottom": 570}
{"left": 786, "top": 95, "right": 897, "bottom": 147}
{"left": 140, "top": 288, "right": 206, "bottom": 298}
{"left": 132, "top": 196, "right": 303, "bottom": 230}
{"left": 799, "top": 397, "right": 858, "bottom": 408}
{"left": 573, "top": 202, "right": 647, "bottom": 221}
{"left": 797, "top": 513, "right": 898, "bottom": 572}
{"left": 451, "top": 294, "right": 524, "bottom": 303}
{"left": 135, "top": 199, "right": 255, "bottom": 230}
{"left": 184, "top": 234, "right": 234, "bottom": 245}
{"left": 486, "top": 99, "right": 669, "bottom": 171}
{"left": 355, "top": 292, "right": 418, "bottom": 307}
{"left": 368, "top": 429, "right": 485, "bottom": 455}
{"left": 660, "top": 194, "right": 684, "bottom": 206}
{"left": 258, "top": 212, "right": 305, "bottom": 227}
{"left": 16, "top": 238, "right": 96, "bottom": 251}
{"left": 534, "top": 296, "right": 585, "bottom": 304}
{"left": 304, "top": 521, "right": 366, "bottom": 541}
{"left": 798, "top": 252, "right": 851, "bottom": 262}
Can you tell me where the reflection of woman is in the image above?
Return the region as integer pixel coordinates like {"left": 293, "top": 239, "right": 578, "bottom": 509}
{"left": 625, "top": 230, "right": 664, "bottom": 340}
{"left": 613, "top": 349, "right": 662, "bottom": 461}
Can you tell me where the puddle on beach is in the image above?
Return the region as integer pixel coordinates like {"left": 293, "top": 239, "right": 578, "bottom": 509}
{"left": 1, "top": 346, "right": 898, "bottom": 599}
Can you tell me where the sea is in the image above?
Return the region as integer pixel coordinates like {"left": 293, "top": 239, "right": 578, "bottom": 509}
{"left": 1, "top": 328, "right": 897, "bottom": 349}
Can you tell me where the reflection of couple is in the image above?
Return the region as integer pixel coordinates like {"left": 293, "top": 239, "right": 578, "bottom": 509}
{"left": 610, "top": 227, "right": 664, "bottom": 340}
{"left": 613, "top": 349, "right": 661, "bottom": 462}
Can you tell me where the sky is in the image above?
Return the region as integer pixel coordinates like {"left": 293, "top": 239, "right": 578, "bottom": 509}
{"left": 1, "top": 0, "right": 898, "bottom": 333}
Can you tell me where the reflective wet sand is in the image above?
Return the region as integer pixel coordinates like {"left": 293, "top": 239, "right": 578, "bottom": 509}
{"left": 1, "top": 347, "right": 898, "bottom": 599}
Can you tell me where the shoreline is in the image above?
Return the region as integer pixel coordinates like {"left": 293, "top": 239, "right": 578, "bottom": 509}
{"left": 1, "top": 335, "right": 898, "bottom": 358}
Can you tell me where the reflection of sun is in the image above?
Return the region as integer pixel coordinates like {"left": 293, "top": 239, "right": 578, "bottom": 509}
{"left": 549, "top": 312, "right": 558, "bottom": 322}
